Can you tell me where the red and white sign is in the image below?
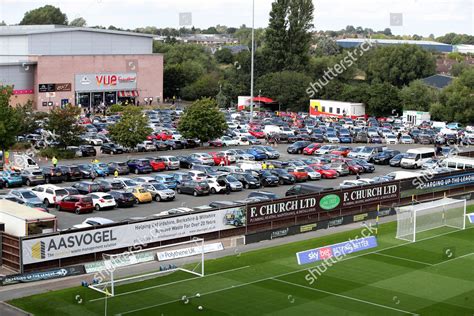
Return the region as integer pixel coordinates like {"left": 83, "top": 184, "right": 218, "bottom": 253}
{"left": 95, "top": 74, "right": 137, "bottom": 87}
{"left": 75, "top": 73, "right": 137, "bottom": 92}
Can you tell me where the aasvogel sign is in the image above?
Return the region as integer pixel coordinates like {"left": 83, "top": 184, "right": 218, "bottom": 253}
{"left": 247, "top": 183, "right": 399, "bottom": 224}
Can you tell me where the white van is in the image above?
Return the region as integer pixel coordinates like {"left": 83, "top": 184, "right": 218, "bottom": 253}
{"left": 441, "top": 157, "right": 474, "bottom": 170}
{"left": 263, "top": 125, "right": 281, "bottom": 135}
{"left": 400, "top": 148, "right": 435, "bottom": 169}
{"left": 386, "top": 171, "right": 420, "bottom": 180}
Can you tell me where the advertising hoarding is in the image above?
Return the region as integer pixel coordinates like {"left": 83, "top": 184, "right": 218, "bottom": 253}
{"left": 22, "top": 207, "right": 245, "bottom": 265}
{"left": 74, "top": 73, "right": 137, "bottom": 92}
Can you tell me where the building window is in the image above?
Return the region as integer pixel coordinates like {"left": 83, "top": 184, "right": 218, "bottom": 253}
{"left": 322, "top": 106, "right": 326, "bottom": 112}
{"left": 336, "top": 108, "right": 341, "bottom": 114}
{"left": 329, "top": 107, "right": 333, "bottom": 113}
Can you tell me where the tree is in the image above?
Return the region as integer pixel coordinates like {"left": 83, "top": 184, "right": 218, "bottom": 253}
{"left": 436, "top": 68, "right": 474, "bottom": 123}
{"left": 256, "top": 71, "right": 312, "bottom": 112}
{"left": 366, "top": 82, "right": 402, "bottom": 116}
{"left": 451, "top": 62, "right": 469, "bottom": 77}
{"left": 383, "top": 28, "right": 392, "bottom": 36}
{"left": 312, "top": 37, "right": 340, "bottom": 56}
{"left": 181, "top": 73, "right": 220, "bottom": 101}
{"left": 400, "top": 80, "right": 439, "bottom": 112}
{"left": 0, "top": 86, "right": 22, "bottom": 163}
{"left": 178, "top": 98, "right": 227, "bottom": 142}
{"left": 16, "top": 101, "right": 40, "bottom": 136}
{"left": 108, "top": 107, "right": 152, "bottom": 149}
{"left": 264, "top": 0, "right": 314, "bottom": 72}
{"left": 0, "top": 21, "right": 6, "bottom": 26}
{"left": 215, "top": 48, "right": 234, "bottom": 64}
{"left": 364, "top": 44, "right": 436, "bottom": 87}
{"left": 69, "top": 17, "right": 86, "bottom": 27}
{"left": 47, "top": 105, "right": 83, "bottom": 148}
{"left": 20, "top": 5, "right": 68, "bottom": 25}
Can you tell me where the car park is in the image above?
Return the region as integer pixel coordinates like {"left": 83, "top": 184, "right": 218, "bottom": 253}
{"left": 108, "top": 190, "right": 136, "bottom": 208}
{"left": 177, "top": 180, "right": 210, "bottom": 196}
{"left": 73, "top": 181, "right": 102, "bottom": 195}
{"left": 20, "top": 169, "right": 46, "bottom": 186}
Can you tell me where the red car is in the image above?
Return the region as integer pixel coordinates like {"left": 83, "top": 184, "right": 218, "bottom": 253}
{"left": 311, "top": 165, "right": 338, "bottom": 179}
{"left": 146, "top": 157, "right": 167, "bottom": 172}
{"left": 56, "top": 195, "right": 94, "bottom": 214}
{"left": 249, "top": 129, "right": 266, "bottom": 138}
{"left": 155, "top": 131, "right": 173, "bottom": 141}
{"left": 303, "top": 143, "right": 322, "bottom": 155}
{"left": 344, "top": 160, "right": 364, "bottom": 175}
{"left": 209, "top": 139, "right": 223, "bottom": 147}
{"left": 286, "top": 167, "right": 309, "bottom": 182}
{"left": 331, "top": 146, "right": 352, "bottom": 157}
{"left": 209, "top": 152, "right": 229, "bottom": 166}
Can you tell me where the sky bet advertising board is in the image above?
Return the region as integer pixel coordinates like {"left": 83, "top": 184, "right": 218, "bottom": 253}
{"left": 246, "top": 183, "right": 399, "bottom": 224}
{"left": 296, "top": 236, "right": 378, "bottom": 265}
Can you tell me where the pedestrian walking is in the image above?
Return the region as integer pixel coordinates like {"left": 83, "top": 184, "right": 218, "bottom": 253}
{"left": 114, "top": 170, "right": 119, "bottom": 178}
{"left": 52, "top": 156, "right": 58, "bottom": 168}
{"left": 225, "top": 182, "right": 231, "bottom": 195}
{"left": 262, "top": 161, "right": 267, "bottom": 170}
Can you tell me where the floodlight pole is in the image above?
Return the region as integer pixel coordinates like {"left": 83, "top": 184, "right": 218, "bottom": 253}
{"left": 249, "top": 0, "right": 255, "bottom": 122}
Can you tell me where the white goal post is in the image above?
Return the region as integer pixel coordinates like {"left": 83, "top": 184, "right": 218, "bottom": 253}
{"left": 396, "top": 198, "right": 466, "bottom": 242}
{"left": 89, "top": 237, "right": 205, "bottom": 297}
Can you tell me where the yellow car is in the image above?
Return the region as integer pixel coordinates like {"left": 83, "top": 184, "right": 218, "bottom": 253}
{"left": 129, "top": 187, "right": 152, "bottom": 203}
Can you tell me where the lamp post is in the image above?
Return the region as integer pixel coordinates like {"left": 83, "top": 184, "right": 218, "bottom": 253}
{"left": 249, "top": 0, "right": 255, "bottom": 122}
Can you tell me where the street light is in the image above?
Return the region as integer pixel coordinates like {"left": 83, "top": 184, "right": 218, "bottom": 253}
{"left": 249, "top": 0, "right": 255, "bottom": 122}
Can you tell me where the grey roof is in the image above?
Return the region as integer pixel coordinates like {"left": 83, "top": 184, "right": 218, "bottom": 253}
{"left": 0, "top": 25, "right": 154, "bottom": 38}
{"left": 421, "top": 74, "right": 454, "bottom": 89}
{"left": 221, "top": 45, "right": 249, "bottom": 54}
{"left": 336, "top": 38, "right": 452, "bottom": 47}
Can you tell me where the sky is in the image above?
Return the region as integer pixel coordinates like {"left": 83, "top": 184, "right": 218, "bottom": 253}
{"left": 0, "top": 0, "right": 472, "bottom": 37}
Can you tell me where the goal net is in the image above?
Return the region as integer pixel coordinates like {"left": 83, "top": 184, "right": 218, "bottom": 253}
{"left": 396, "top": 198, "right": 466, "bottom": 242}
{"left": 89, "top": 237, "right": 205, "bottom": 297}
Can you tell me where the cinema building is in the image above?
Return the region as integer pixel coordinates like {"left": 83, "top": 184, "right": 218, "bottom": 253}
{"left": 0, "top": 25, "right": 163, "bottom": 111}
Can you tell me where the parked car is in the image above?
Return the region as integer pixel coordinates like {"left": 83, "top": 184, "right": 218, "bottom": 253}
{"left": 302, "top": 166, "right": 322, "bottom": 180}
{"left": 286, "top": 167, "right": 309, "bottom": 182}
{"left": 127, "top": 187, "right": 153, "bottom": 203}
{"left": 146, "top": 157, "right": 167, "bottom": 172}
{"left": 108, "top": 190, "right": 136, "bottom": 208}
{"left": 389, "top": 153, "right": 409, "bottom": 167}
{"left": 246, "top": 148, "right": 268, "bottom": 161}
{"left": 56, "top": 195, "right": 94, "bottom": 214}
{"left": 216, "top": 174, "right": 243, "bottom": 191}
{"left": 268, "top": 168, "right": 296, "bottom": 185}
{"left": 95, "top": 179, "right": 124, "bottom": 192}
{"left": 373, "top": 150, "right": 400, "bottom": 165}
{"left": 100, "top": 143, "right": 124, "bottom": 155}
{"left": 400, "top": 135, "right": 414, "bottom": 144}
{"left": 205, "top": 177, "right": 227, "bottom": 194}
{"left": 31, "top": 184, "right": 68, "bottom": 207}
{"left": 41, "top": 167, "right": 64, "bottom": 184}
{"left": 253, "top": 146, "right": 280, "bottom": 159}
{"left": 20, "top": 169, "right": 45, "bottom": 186}
{"left": 140, "top": 183, "right": 176, "bottom": 201}
{"left": 137, "top": 141, "right": 157, "bottom": 152}
{"left": 254, "top": 170, "right": 280, "bottom": 187}
{"left": 303, "top": 143, "right": 322, "bottom": 155}
{"left": 176, "top": 155, "right": 201, "bottom": 169}
{"left": 88, "top": 192, "right": 117, "bottom": 211}
{"left": 79, "top": 145, "right": 97, "bottom": 157}
{"left": 351, "top": 159, "right": 376, "bottom": 173}
{"left": 107, "top": 162, "right": 130, "bottom": 175}
{"left": 154, "top": 174, "right": 178, "bottom": 189}
{"left": 191, "top": 153, "right": 215, "bottom": 165}
{"left": 311, "top": 165, "right": 338, "bottom": 179}
{"left": 231, "top": 173, "right": 261, "bottom": 189}
{"left": 247, "top": 191, "right": 279, "bottom": 201}
{"left": 127, "top": 159, "right": 153, "bottom": 174}
{"left": 73, "top": 181, "right": 102, "bottom": 195}
{"left": 73, "top": 217, "right": 115, "bottom": 229}
{"left": 287, "top": 141, "right": 312, "bottom": 154}
{"left": 285, "top": 184, "right": 333, "bottom": 196}
{"left": 161, "top": 156, "right": 180, "bottom": 170}
{"left": 177, "top": 180, "right": 210, "bottom": 196}
{"left": 58, "top": 165, "right": 83, "bottom": 182}
{"left": 9, "top": 189, "right": 42, "bottom": 204}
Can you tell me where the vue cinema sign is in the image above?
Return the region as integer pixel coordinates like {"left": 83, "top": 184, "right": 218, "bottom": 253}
{"left": 75, "top": 73, "right": 137, "bottom": 92}
{"left": 246, "top": 183, "right": 399, "bottom": 224}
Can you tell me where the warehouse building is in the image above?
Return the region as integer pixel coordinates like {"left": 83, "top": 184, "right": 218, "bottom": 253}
{"left": 336, "top": 38, "right": 453, "bottom": 53}
{"left": 0, "top": 25, "right": 163, "bottom": 111}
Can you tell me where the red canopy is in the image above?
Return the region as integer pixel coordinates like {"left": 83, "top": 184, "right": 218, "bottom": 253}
{"left": 252, "top": 96, "right": 275, "bottom": 103}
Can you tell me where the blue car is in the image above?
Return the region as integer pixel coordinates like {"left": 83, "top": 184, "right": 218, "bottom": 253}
{"left": 154, "top": 174, "right": 178, "bottom": 189}
{"left": 246, "top": 148, "right": 267, "bottom": 161}
{"left": 127, "top": 159, "right": 153, "bottom": 174}
{"left": 1, "top": 170, "right": 23, "bottom": 188}
{"left": 92, "top": 163, "right": 110, "bottom": 176}
{"left": 170, "top": 172, "right": 192, "bottom": 185}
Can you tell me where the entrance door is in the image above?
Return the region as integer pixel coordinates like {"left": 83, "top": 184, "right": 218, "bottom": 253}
{"left": 92, "top": 92, "right": 104, "bottom": 108}
{"left": 105, "top": 92, "right": 117, "bottom": 105}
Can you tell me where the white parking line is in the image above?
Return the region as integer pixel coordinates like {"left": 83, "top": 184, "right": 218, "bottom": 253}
{"left": 272, "top": 278, "right": 418, "bottom": 315}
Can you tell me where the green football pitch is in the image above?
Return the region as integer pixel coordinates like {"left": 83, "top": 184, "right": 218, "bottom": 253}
{"left": 10, "top": 216, "right": 474, "bottom": 315}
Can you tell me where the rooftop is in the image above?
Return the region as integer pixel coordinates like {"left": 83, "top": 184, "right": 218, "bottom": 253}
{"left": 0, "top": 199, "right": 56, "bottom": 221}
{"left": 0, "top": 25, "right": 154, "bottom": 38}
{"left": 421, "top": 74, "right": 454, "bottom": 89}
{"left": 336, "top": 38, "right": 452, "bottom": 47}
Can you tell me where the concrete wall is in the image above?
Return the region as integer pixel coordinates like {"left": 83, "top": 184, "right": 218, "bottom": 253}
{"left": 0, "top": 36, "right": 29, "bottom": 63}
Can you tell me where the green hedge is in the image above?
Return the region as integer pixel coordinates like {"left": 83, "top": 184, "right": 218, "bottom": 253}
{"left": 39, "top": 148, "right": 76, "bottom": 160}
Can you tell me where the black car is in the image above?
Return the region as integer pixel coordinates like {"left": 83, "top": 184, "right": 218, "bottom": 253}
{"left": 268, "top": 168, "right": 296, "bottom": 185}
{"left": 177, "top": 155, "right": 202, "bottom": 169}
{"left": 58, "top": 165, "right": 83, "bottom": 181}
{"left": 107, "top": 162, "right": 130, "bottom": 175}
{"left": 153, "top": 140, "right": 169, "bottom": 151}
{"left": 77, "top": 164, "right": 95, "bottom": 179}
{"left": 79, "top": 145, "right": 97, "bottom": 157}
{"left": 100, "top": 143, "right": 124, "bottom": 155}
{"left": 231, "top": 172, "right": 261, "bottom": 189}
{"left": 253, "top": 170, "right": 280, "bottom": 187}
{"left": 109, "top": 190, "right": 136, "bottom": 208}
{"left": 42, "top": 166, "right": 65, "bottom": 184}
{"left": 287, "top": 141, "right": 311, "bottom": 154}
{"left": 372, "top": 150, "right": 400, "bottom": 165}
{"left": 176, "top": 180, "right": 210, "bottom": 196}
{"left": 72, "top": 181, "right": 102, "bottom": 195}
{"left": 247, "top": 191, "right": 279, "bottom": 201}
{"left": 184, "top": 139, "right": 200, "bottom": 148}
{"left": 165, "top": 140, "right": 185, "bottom": 150}
{"left": 352, "top": 159, "right": 375, "bottom": 173}
{"left": 96, "top": 179, "right": 125, "bottom": 192}
{"left": 310, "top": 133, "right": 325, "bottom": 143}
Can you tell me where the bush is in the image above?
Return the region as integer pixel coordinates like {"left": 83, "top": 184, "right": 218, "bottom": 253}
{"left": 39, "top": 147, "right": 76, "bottom": 160}
{"left": 10, "top": 142, "right": 32, "bottom": 151}
{"left": 109, "top": 104, "right": 126, "bottom": 113}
